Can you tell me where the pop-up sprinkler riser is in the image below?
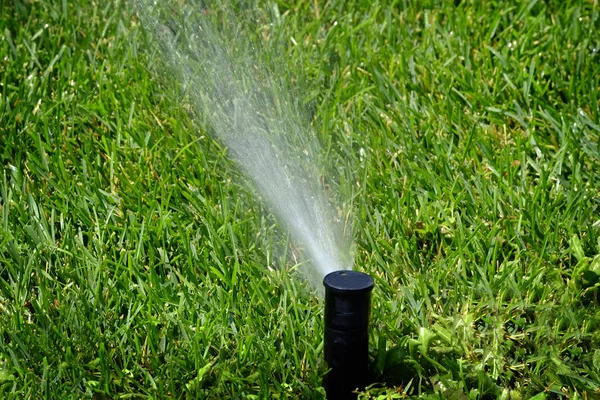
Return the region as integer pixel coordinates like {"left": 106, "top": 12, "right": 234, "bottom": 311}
{"left": 323, "top": 270, "right": 374, "bottom": 400}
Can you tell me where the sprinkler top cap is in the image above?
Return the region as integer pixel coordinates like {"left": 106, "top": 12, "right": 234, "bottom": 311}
{"left": 323, "top": 270, "right": 374, "bottom": 294}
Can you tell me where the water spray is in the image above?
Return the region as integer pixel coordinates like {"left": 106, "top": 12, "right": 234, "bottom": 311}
{"left": 323, "top": 270, "right": 374, "bottom": 400}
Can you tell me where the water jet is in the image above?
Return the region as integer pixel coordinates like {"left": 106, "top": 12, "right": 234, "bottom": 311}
{"left": 323, "top": 270, "right": 374, "bottom": 399}
{"left": 137, "top": 1, "right": 351, "bottom": 285}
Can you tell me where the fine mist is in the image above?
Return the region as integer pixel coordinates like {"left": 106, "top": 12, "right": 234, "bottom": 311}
{"left": 136, "top": 2, "right": 351, "bottom": 283}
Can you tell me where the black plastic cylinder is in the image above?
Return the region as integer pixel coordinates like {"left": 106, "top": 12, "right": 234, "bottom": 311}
{"left": 323, "top": 270, "right": 374, "bottom": 400}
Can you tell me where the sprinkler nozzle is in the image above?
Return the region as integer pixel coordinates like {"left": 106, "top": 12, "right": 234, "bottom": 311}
{"left": 323, "top": 270, "right": 374, "bottom": 400}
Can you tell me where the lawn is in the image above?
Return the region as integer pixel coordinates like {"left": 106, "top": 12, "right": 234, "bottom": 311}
{"left": 1, "top": 0, "right": 599, "bottom": 398}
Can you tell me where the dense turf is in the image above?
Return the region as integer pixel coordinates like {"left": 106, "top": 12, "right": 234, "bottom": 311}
{"left": 1, "top": 0, "right": 599, "bottom": 398}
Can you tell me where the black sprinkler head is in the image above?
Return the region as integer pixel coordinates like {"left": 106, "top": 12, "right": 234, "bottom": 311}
{"left": 323, "top": 270, "right": 374, "bottom": 400}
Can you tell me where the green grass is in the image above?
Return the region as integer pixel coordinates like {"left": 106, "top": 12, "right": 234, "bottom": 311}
{"left": 1, "top": 0, "right": 599, "bottom": 398}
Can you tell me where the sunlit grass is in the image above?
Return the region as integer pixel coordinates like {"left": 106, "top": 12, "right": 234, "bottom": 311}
{"left": 1, "top": 0, "right": 599, "bottom": 398}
